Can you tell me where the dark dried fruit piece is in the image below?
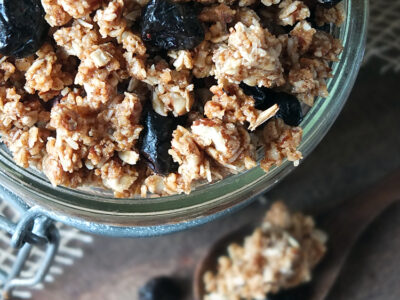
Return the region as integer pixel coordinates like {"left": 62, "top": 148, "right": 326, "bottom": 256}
{"left": 239, "top": 83, "right": 275, "bottom": 111}
{"left": 139, "top": 276, "right": 182, "bottom": 300}
{"left": 139, "top": 107, "right": 181, "bottom": 175}
{"left": 274, "top": 93, "right": 304, "bottom": 127}
{"left": 317, "top": 0, "right": 343, "bottom": 9}
{"left": 0, "top": 0, "right": 49, "bottom": 58}
{"left": 267, "top": 284, "right": 310, "bottom": 300}
{"left": 141, "top": 0, "right": 204, "bottom": 51}
{"left": 240, "top": 83, "right": 303, "bottom": 127}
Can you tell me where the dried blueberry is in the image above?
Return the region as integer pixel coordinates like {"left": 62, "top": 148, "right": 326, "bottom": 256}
{"left": 275, "top": 93, "right": 304, "bottom": 126}
{"left": 266, "top": 284, "right": 310, "bottom": 300}
{"left": 240, "top": 83, "right": 303, "bottom": 127}
{"left": 139, "top": 276, "right": 182, "bottom": 300}
{"left": 317, "top": 0, "right": 343, "bottom": 9}
{"left": 239, "top": 83, "right": 275, "bottom": 111}
{"left": 139, "top": 107, "right": 181, "bottom": 175}
{"left": 141, "top": 0, "right": 204, "bottom": 51}
{"left": 0, "top": 0, "right": 49, "bottom": 58}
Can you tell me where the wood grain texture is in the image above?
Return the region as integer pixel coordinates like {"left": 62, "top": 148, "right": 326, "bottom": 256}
{"left": 327, "top": 201, "right": 400, "bottom": 300}
{"left": 309, "top": 170, "right": 400, "bottom": 300}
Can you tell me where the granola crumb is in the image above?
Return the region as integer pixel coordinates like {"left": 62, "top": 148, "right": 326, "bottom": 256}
{"left": 203, "top": 201, "right": 327, "bottom": 300}
{"left": 261, "top": 118, "right": 303, "bottom": 172}
{"left": 213, "top": 21, "right": 285, "bottom": 88}
{"left": 278, "top": 0, "right": 310, "bottom": 26}
{"left": 315, "top": 2, "right": 346, "bottom": 27}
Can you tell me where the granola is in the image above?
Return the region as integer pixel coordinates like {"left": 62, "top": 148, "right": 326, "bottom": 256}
{"left": 203, "top": 202, "right": 327, "bottom": 300}
{"left": 0, "top": 0, "right": 344, "bottom": 197}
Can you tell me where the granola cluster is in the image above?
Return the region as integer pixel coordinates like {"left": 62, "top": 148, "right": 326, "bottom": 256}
{"left": 0, "top": 0, "right": 344, "bottom": 197}
{"left": 203, "top": 202, "right": 327, "bottom": 300}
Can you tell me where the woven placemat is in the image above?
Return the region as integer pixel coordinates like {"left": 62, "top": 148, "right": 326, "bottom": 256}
{"left": 364, "top": 0, "right": 400, "bottom": 72}
{"left": 0, "top": 198, "right": 93, "bottom": 299}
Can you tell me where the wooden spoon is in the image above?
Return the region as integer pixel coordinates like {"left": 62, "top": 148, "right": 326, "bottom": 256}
{"left": 194, "top": 169, "right": 400, "bottom": 300}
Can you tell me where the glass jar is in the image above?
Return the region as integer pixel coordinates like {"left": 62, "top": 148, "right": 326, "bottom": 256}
{"left": 0, "top": 0, "right": 369, "bottom": 237}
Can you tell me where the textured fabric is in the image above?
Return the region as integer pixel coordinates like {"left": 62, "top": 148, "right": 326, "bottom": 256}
{"left": 0, "top": 198, "right": 93, "bottom": 298}
{"left": 364, "top": 0, "right": 400, "bottom": 73}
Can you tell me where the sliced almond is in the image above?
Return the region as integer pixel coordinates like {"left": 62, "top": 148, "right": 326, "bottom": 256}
{"left": 248, "top": 104, "right": 279, "bottom": 131}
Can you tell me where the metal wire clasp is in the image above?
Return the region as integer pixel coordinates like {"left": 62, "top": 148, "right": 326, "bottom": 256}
{"left": 0, "top": 207, "right": 60, "bottom": 299}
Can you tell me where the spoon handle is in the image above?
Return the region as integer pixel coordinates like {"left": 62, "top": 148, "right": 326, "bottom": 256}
{"left": 309, "top": 169, "right": 400, "bottom": 300}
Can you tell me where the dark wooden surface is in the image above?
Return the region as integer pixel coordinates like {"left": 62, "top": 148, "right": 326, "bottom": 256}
{"left": 31, "top": 58, "right": 400, "bottom": 300}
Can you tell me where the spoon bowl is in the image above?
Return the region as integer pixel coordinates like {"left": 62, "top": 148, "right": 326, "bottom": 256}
{"left": 193, "top": 224, "right": 255, "bottom": 300}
